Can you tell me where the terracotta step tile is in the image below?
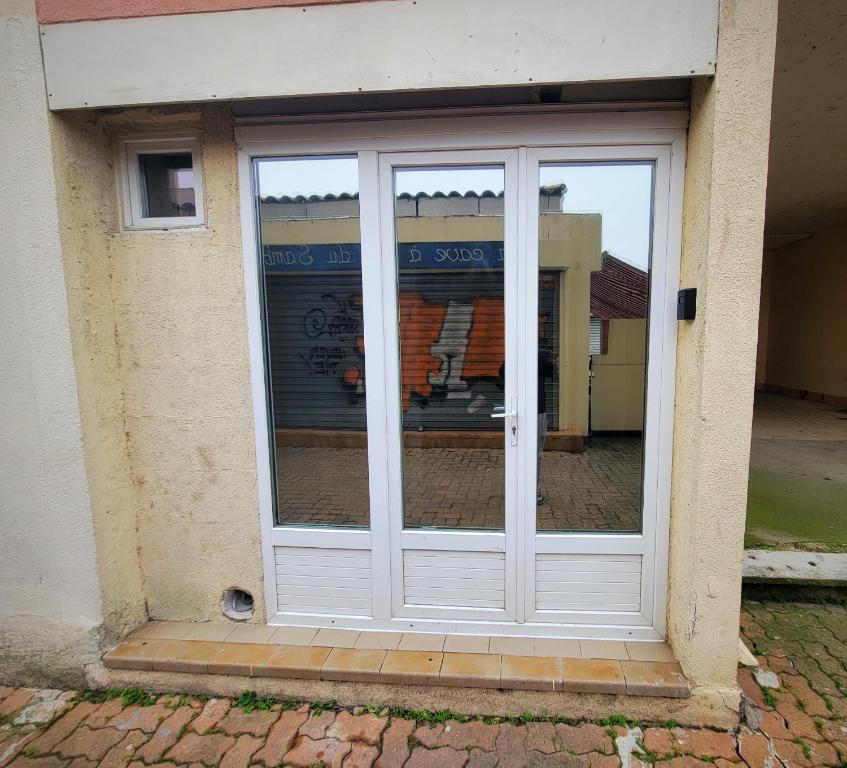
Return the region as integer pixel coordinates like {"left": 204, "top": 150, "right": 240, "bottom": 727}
{"left": 268, "top": 626, "right": 317, "bottom": 645}
{"left": 312, "top": 628, "right": 359, "bottom": 648}
{"left": 185, "top": 623, "right": 236, "bottom": 642}
{"left": 624, "top": 642, "right": 676, "bottom": 662}
{"left": 321, "top": 648, "right": 386, "bottom": 683}
{"left": 353, "top": 631, "right": 403, "bottom": 651}
{"left": 562, "top": 658, "right": 626, "bottom": 694}
{"left": 103, "top": 640, "right": 171, "bottom": 672}
{"left": 620, "top": 660, "right": 689, "bottom": 698}
{"left": 500, "top": 655, "right": 562, "bottom": 691}
{"left": 532, "top": 638, "right": 581, "bottom": 658}
{"left": 443, "top": 635, "right": 489, "bottom": 654}
{"left": 206, "top": 642, "right": 275, "bottom": 676}
{"left": 439, "top": 652, "right": 501, "bottom": 688}
{"left": 128, "top": 622, "right": 193, "bottom": 641}
{"left": 225, "top": 624, "right": 278, "bottom": 644}
{"left": 380, "top": 651, "right": 443, "bottom": 684}
{"left": 579, "top": 640, "right": 629, "bottom": 660}
{"left": 152, "top": 640, "right": 219, "bottom": 674}
{"left": 397, "top": 634, "right": 445, "bottom": 652}
{"left": 253, "top": 645, "right": 330, "bottom": 680}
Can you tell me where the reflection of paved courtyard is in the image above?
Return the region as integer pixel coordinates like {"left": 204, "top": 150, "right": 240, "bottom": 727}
{"left": 276, "top": 437, "right": 641, "bottom": 531}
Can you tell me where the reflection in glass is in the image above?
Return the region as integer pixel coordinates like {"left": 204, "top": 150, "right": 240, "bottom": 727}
{"left": 536, "top": 163, "right": 653, "bottom": 533}
{"left": 256, "top": 156, "right": 369, "bottom": 527}
{"left": 394, "top": 166, "right": 506, "bottom": 530}
{"left": 140, "top": 152, "right": 196, "bottom": 217}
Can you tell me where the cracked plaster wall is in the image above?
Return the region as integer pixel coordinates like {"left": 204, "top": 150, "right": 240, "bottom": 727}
{"left": 668, "top": 0, "right": 779, "bottom": 694}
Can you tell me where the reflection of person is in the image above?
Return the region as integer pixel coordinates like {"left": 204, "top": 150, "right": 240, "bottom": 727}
{"left": 537, "top": 348, "right": 558, "bottom": 504}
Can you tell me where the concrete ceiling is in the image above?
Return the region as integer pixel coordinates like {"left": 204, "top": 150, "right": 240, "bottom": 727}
{"left": 765, "top": 0, "right": 847, "bottom": 243}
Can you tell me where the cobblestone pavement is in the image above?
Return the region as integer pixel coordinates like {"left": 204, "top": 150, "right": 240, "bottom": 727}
{"left": 2, "top": 599, "right": 845, "bottom": 767}
{"left": 276, "top": 438, "right": 641, "bottom": 531}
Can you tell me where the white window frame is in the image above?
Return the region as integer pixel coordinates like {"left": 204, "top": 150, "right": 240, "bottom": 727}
{"left": 119, "top": 136, "right": 205, "bottom": 229}
{"left": 236, "top": 106, "right": 686, "bottom": 639}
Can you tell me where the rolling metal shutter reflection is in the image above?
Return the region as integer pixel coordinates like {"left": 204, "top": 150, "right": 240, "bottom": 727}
{"left": 264, "top": 270, "right": 559, "bottom": 432}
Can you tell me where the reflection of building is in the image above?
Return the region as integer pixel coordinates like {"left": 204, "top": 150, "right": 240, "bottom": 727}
{"left": 261, "top": 187, "right": 649, "bottom": 451}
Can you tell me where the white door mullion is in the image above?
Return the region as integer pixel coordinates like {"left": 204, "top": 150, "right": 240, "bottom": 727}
{"left": 377, "top": 155, "right": 406, "bottom": 617}
{"left": 521, "top": 149, "right": 541, "bottom": 622}
{"left": 359, "top": 150, "right": 392, "bottom": 620}
{"left": 503, "top": 149, "right": 520, "bottom": 622}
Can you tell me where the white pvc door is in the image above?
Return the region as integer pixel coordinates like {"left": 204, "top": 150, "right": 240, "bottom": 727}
{"left": 378, "top": 150, "right": 523, "bottom": 622}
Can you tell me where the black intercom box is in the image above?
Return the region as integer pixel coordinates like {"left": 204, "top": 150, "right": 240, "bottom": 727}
{"left": 677, "top": 288, "right": 697, "bottom": 320}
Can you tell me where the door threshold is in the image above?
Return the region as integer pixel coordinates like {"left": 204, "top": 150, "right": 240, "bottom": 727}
{"left": 105, "top": 621, "right": 689, "bottom": 699}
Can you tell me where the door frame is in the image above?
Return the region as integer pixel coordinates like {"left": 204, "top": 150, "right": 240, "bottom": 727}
{"left": 236, "top": 106, "right": 686, "bottom": 639}
{"left": 377, "top": 149, "right": 520, "bottom": 622}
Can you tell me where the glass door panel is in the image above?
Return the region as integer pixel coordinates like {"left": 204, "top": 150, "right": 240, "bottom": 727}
{"left": 256, "top": 156, "right": 370, "bottom": 528}
{"left": 534, "top": 162, "right": 653, "bottom": 533}
{"left": 393, "top": 166, "right": 507, "bottom": 531}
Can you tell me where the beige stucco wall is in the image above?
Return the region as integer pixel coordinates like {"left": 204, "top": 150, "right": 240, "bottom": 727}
{"left": 0, "top": 0, "right": 104, "bottom": 686}
{"left": 48, "top": 104, "right": 265, "bottom": 628}
{"left": 755, "top": 250, "right": 772, "bottom": 387}
{"left": 762, "top": 219, "right": 847, "bottom": 399}
{"left": 668, "top": 0, "right": 778, "bottom": 697}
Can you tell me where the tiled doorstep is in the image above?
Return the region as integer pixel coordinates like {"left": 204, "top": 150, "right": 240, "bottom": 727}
{"left": 129, "top": 622, "right": 674, "bottom": 661}
{"left": 104, "top": 637, "right": 689, "bottom": 699}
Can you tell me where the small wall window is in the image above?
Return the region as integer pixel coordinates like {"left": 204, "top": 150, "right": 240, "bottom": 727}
{"left": 120, "top": 138, "right": 204, "bottom": 229}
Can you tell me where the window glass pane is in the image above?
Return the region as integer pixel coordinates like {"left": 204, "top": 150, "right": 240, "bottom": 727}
{"left": 394, "top": 166, "right": 506, "bottom": 530}
{"left": 257, "top": 156, "right": 368, "bottom": 528}
{"left": 139, "top": 152, "right": 196, "bottom": 218}
{"left": 536, "top": 163, "right": 653, "bottom": 533}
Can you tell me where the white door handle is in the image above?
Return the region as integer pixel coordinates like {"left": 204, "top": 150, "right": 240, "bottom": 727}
{"left": 492, "top": 398, "right": 518, "bottom": 445}
{"left": 490, "top": 411, "right": 516, "bottom": 419}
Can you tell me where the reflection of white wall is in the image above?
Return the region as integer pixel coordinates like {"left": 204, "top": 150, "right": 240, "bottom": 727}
{"left": 591, "top": 319, "right": 647, "bottom": 431}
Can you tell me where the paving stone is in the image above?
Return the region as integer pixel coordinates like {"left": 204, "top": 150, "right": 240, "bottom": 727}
{"left": 84, "top": 699, "right": 125, "bottom": 730}
{"left": 524, "top": 723, "right": 556, "bottom": 753}
{"left": 165, "top": 733, "right": 236, "bottom": 766}
{"left": 189, "top": 699, "right": 231, "bottom": 734}
{"left": 220, "top": 734, "right": 262, "bottom": 768}
{"left": 737, "top": 730, "right": 773, "bottom": 768}
{"left": 0, "top": 730, "right": 40, "bottom": 767}
{"left": 641, "top": 728, "right": 737, "bottom": 761}
{"left": 55, "top": 726, "right": 125, "bottom": 761}
{"left": 6, "top": 757, "right": 69, "bottom": 768}
{"left": 326, "top": 711, "right": 387, "bottom": 745}
{"left": 29, "top": 703, "right": 98, "bottom": 754}
{"left": 772, "top": 737, "right": 840, "bottom": 767}
{"left": 373, "top": 717, "right": 415, "bottom": 768}
{"left": 298, "top": 710, "right": 335, "bottom": 739}
{"left": 67, "top": 758, "right": 96, "bottom": 768}
{"left": 737, "top": 668, "right": 771, "bottom": 710}
{"left": 466, "top": 748, "right": 498, "bottom": 768}
{"left": 283, "top": 736, "right": 351, "bottom": 768}
{"left": 781, "top": 673, "right": 832, "bottom": 717}
{"left": 773, "top": 691, "right": 822, "bottom": 740}
{"left": 217, "top": 708, "right": 278, "bottom": 737}
{"left": 134, "top": 705, "right": 196, "bottom": 762}
{"left": 0, "top": 692, "right": 36, "bottom": 719}
{"left": 755, "top": 709, "right": 792, "bottom": 740}
{"left": 251, "top": 708, "right": 308, "bottom": 766}
{"left": 344, "top": 742, "right": 379, "bottom": 768}
{"left": 107, "top": 704, "right": 171, "bottom": 733}
{"left": 527, "top": 752, "right": 589, "bottom": 767}
{"left": 405, "top": 746, "right": 468, "bottom": 768}
{"left": 495, "top": 724, "right": 528, "bottom": 768}
{"left": 12, "top": 692, "right": 75, "bottom": 728}
{"left": 752, "top": 669, "right": 780, "bottom": 689}
{"left": 587, "top": 755, "right": 621, "bottom": 767}
{"left": 554, "top": 724, "right": 612, "bottom": 755}
{"left": 98, "top": 730, "right": 147, "bottom": 768}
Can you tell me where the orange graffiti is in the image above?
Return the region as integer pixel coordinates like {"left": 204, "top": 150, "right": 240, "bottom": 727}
{"left": 399, "top": 293, "right": 448, "bottom": 410}
{"left": 463, "top": 297, "right": 504, "bottom": 379}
